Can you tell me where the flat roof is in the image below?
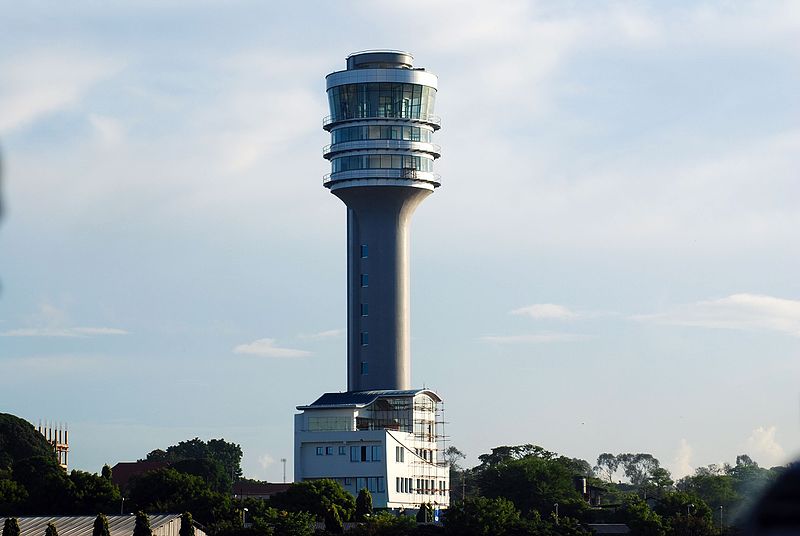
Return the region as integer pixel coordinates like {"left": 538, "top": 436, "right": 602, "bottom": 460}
{"left": 297, "top": 389, "right": 441, "bottom": 410}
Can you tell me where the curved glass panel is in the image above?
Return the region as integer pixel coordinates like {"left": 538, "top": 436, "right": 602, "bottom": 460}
{"left": 332, "top": 154, "right": 434, "bottom": 173}
{"left": 331, "top": 125, "right": 432, "bottom": 144}
{"left": 328, "top": 83, "right": 437, "bottom": 122}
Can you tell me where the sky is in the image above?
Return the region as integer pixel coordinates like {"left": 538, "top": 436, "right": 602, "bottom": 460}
{"left": 1, "top": 0, "right": 799, "bottom": 483}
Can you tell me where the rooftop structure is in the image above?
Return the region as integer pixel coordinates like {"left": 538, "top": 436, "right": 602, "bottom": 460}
{"left": 12, "top": 516, "right": 206, "bottom": 536}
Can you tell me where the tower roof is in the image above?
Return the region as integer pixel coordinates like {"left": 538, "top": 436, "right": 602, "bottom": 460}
{"left": 297, "top": 388, "right": 441, "bottom": 410}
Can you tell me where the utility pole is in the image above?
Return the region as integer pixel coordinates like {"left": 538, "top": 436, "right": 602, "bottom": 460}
{"left": 281, "top": 458, "right": 287, "bottom": 483}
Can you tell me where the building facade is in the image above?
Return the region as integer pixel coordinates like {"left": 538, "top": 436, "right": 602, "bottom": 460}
{"left": 294, "top": 50, "right": 448, "bottom": 511}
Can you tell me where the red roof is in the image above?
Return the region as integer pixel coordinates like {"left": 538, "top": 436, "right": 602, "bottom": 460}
{"left": 111, "top": 460, "right": 171, "bottom": 490}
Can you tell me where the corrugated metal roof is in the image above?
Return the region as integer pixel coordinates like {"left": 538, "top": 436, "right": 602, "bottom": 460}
{"left": 297, "top": 389, "right": 441, "bottom": 410}
{"left": 12, "top": 515, "right": 202, "bottom": 536}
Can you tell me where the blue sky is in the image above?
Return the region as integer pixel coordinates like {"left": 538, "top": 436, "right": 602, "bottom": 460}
{"left": 1, "top": 0, "right": 799, "bottom": 482}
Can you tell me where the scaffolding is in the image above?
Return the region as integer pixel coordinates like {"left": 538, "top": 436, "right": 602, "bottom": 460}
{"left": 38, "top": 421, "right": 69, "bottom": 470}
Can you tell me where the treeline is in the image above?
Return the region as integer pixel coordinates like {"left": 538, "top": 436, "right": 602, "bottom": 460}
{"left": 0, "top": 413, "right": 788, "bottom": 536}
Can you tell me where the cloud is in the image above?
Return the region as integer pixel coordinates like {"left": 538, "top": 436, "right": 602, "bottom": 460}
{"left": 1, "top": 327, "right": 129, "bottom": 337}
{"left": 258, "top": 452, "right": 275, "bottom": 470}
{"left": 671, "top": 438, "right": 694, "bottom": 479}
{"left": 300, "top": 329, "right": 342, "bottom": 340}
{"left": 480, "top": 333, "right": 583, "bottom": 344}
{"left": 746, "top": 426, "right": 786, "bottom": 467}
{"left": 511, "top": 303, "right": 578, "bottom": 320}
{"left": 233, "top": 338, "right": 311, "bottom": 358}
{"left": 0, "top": 51, "right": 122, "bottom": 134}
{"left": 88, "top": 113, "right": 125, "bottom": 145}
{"left": 633, "top": 294, "right": 800, "bottom": 337}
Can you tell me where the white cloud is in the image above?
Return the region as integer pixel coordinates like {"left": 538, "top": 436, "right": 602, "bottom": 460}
{"left": 300, "top": 329, "right": 342, "bottom": 340}
{"left": 233, "top": 338, "right": 311, "bottom": 358}
{"left": 633, "top": 294, "right": 800, "bottom": 337}
{"left": 671, "top": 438, "right": 694, "bottom": 479}
{"left": 258, "top": 452, "right": 275, "bottom": 470}
{"left": 88, "top": 113, "right": 125, "bottom": 145}
{"left": 511, "top": 303, "right": 578, "bottom": 320}
{"left": 746, "top": 426, "right": 786, "bottom": 467}
{"left": 1, "top": 326, "right": 128, "bottom": 337}
{"left": 480, "top": 332, "right": 583, "bottom": 344}
{"left": 0, "top": 51, "right": 122, "bottom": 134}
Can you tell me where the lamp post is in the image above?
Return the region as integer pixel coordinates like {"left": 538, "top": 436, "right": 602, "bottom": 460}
{"left": 554, "top": 503, "right": 559, "bottom": 525}
{"left": 120, "top": 497, "right": 125, "bottom": 515}
{"left": 242, "top": 507, "right": 248, "bottom": 527}
{"left": 281, "top": 458, "right": 287, "bottom": 483}
{"left": 719, "top": 505, "right": 724, "bottom": 531}
{"left": 687, "top": 503, "right": 694, "bottom": 516}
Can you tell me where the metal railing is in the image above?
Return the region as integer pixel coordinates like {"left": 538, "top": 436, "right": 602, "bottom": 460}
{"left": 323, "top": 113, "right": 441, "bottom": 128}
{"left": 322, "top": 141, "right": 442, "bottom": 156}
{"left": 323, "top": 170, "right": 442, "bottom": 185}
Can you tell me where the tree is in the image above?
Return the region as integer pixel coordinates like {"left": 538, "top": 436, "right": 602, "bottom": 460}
{"left": 269, "top": 479, "right": 355, "bottom": 521}
{"left": 2, "top": 518, "right": 20, "bottom": 536}
{"left": 444, "top": 497, "right": 521, "bottom": 536}
{"left": 171, "top": 458, "right": 232, "bottom": 494}
{"left": 12, "top": 455, "right": 74, "bottom": 514}
{"left": 347, "top": 512, "right": 415, "bottom": 536}
{"left": 101, "top": 465, "right": 112, "bottom": 481}
{"left": 44, "top": 523, "right": 58, "bottom": 536}
{"left": 474, "top": 449, "right": 587, "bottom": 518}
{"left": 179, "top": 512, "right": 194, "bottom": 536}
{"left": 355, "top": 488, "right": 373, "bottom": 521}
{"left": 70, "top": 469, "right": 121, "bottom": 514}
{"left": 617, "top": 454, "right": 661, "bottom": 488}
{"left": 0, "top": 480, "right": 29, "bottom": 514}
{"left": 324, "top": 505, "right": 343, "bottom": 534}
{"left": 133, "top": 512, "right": 152, "bottom": 536}
{"left": 92, "top": 514, "right": 110, "bottom": 536}
{"left": 596, "top": 454, "right": 620, "bottom": 484}
{"left": 0, "top": 415, "right": 56, "bottom": 471}
{"left": 618, "top": 494, "right": 664, "bottom": 536}
{"left": 252, "top": 508, "right": 314, "bottom": 536}
{"left": 144, "top": 438, "right": 243, "bottom": 480}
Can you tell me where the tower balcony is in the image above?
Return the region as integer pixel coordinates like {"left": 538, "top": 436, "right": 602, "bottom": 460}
{"left": 323, "top": 113, "right": 441, "bottom": 131}
{"left": 323, "top": 169, "right": 441, "bottom": 189}
{"left": 323, "top": 140, "right": 441, "bottom": 159}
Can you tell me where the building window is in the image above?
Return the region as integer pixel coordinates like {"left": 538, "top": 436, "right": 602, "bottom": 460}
{"left": 316, "top": 447, "right": 323, "bottom": 456}
{"left": 360, "top": 274, "right": 368, "bottom": 287}
{"left": 361, "top": 361, "right": 368, "bottom": 375}
{"left": 361, "top": 244, "right": 368, "bottom": 258}
{"left": 396, "top": 477, "right": 400, "bottom": 493}
{"left": 361, "top": 445, "right": 369, "bottom": 462}
{"left": 377, "top": 477, "right": 385, "bottom": 493}
{"left": 395, "top": 446, "right": 404, "bottom": 462}
{"left": 371, "top": 446, "right": 381, "bottom": 461}
{"left": 360, "top": 332, "right": 369, "bottom": 345}
{"left": 360, "top": 303, "right": 368, "bottom": 316}
{"left": 339, "top": 446, "right": 347, "bottom": 455}
{"left": 344, "top": 477, "right": 352, "bottom": 486}
{"left": 357, "top": 477, "right": 367, "bottom": 491}
{"left": 325, "top": 446, "right": 334, "bottom": 455}
{"left": 350, "top": 446, "right": 359, "bottom": 462}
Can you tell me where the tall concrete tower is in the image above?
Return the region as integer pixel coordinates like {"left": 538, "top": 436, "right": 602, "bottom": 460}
{"left": 294, "top": 51, "right": 449, "bottom": 511}
{"left": 322, "top": 50, "right": 441, "bottom": 392}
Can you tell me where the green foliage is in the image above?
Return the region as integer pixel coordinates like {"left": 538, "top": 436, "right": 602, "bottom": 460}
{"left": 133, "top": 512, "right": 152, "bottom": 536}
{"left": 269, "top": 479, "right": 355, "bottom": 521}
{"left": 616, "top": 454, "right": 662, "bottom": 488}
{"left": 12, "top": 456, "right": 74, "bottom": 514}
{"left": 3, "top": 518, "right": 21, "bottom": 536}
{"left": 44, "top": 523, "right": 58, "bottom": 536}
{"left": 348, "top": 512, "right": 416, "bottom": 536}
{"left": 355, "top": 488, "right": 373, "bottom": 521}
{"left": 145, "top": 438, "right": 243, "bottom": 479}
{"left": 473, "top": 446, "right": 587, "bottom": 518}
{"left": 0, "top": 480, "right": 29, "bottom": 513}
{"left": 595, "top": 453, "right": 620, "bottom": 484}
{"left": 251, "top": 507, "right": 314, "bottom": 536}
{"left": 171, "top": 458, "right": 232, "bottom": 494}
{"left": 101, "top": 465, "right": 112, "bottom": 480}
{"left": 92, "top": 514, "right": 110, "bottom": 536}
{"left": 0, "top": 415, "right": 56, "bottom": 471}
{"left": 179, "top": 513, "right": 194, "bottom": 536}
{"left": 444, "top": 497, "right": 521, "bottom": 536}
{"left": 618, "top": 494, "right": 665, "bottom": 536}
{"left": 69, "top": 470, "right": 121, "bottom": 514}
{"left": 324, "top": 505, "right": 344, "bottom": 534}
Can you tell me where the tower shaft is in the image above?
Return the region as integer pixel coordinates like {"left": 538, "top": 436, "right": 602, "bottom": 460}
{"left": 335, "top": 186, "right": 431, "bottom": 391}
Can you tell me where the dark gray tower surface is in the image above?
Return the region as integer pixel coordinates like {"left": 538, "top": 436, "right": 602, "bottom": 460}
{"left": 322, "top": 50, "right": 441, "bottom": 392}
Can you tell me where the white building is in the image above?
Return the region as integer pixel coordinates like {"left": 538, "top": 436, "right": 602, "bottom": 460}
{"left": 294, "top": 389, "right": 449, "bottom": 510}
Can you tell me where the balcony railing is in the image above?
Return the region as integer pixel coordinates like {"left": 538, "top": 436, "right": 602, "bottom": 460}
{"left": 323, "top": 169, "right": 442, "bottom": 186}
{"left": 323, "top": 113, "right": 441, "bottom": 129}
{"left": 322, "top": 140, "right": 441, "bottom": 157}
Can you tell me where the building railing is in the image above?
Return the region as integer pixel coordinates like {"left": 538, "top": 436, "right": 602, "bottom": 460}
{"left": 322, "top": 141, "right": 441, "bottom": 157}
{"left": 323, "top": 113, "right": 441, "bottom": 129}
{"left": 323, "top": 169, "right": 441, "bottom": 185}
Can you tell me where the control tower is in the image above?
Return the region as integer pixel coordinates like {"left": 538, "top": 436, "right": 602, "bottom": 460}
{"left": 322, "top": 50, "right": 441, "bottom": 392}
